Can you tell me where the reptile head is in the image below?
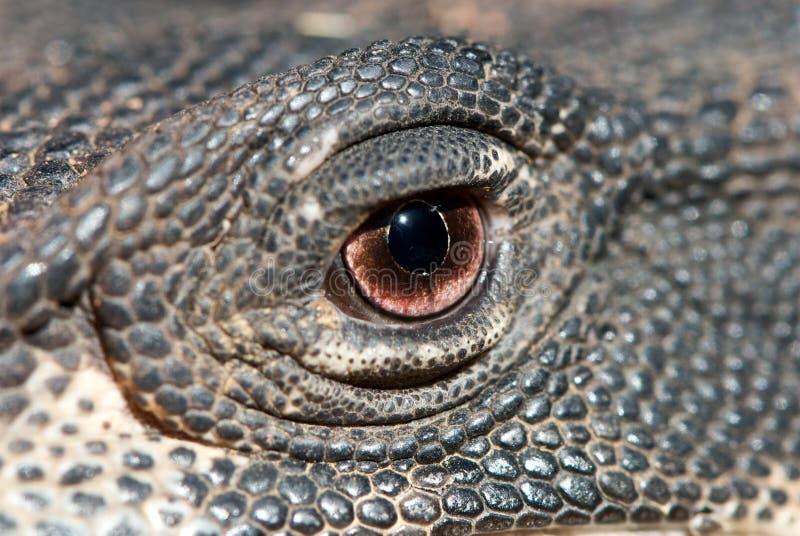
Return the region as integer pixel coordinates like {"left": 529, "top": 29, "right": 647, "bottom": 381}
{"left": 1, "top": 35, "right": 799, "bottom": 534}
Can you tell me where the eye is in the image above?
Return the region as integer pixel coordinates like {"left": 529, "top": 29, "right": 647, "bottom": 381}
{"left": 342, "top": 192, "right": 484, "bottom": 318}
{"left": 268, "top": 125, "right": 526, "bottom": 398}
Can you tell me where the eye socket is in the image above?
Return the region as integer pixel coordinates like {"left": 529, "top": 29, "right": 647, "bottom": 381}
{"left": 200, "top": 126, "right": 526, "bottom": 424}
{"left": 342, "top": 192, "right": 484, "bottom": 318}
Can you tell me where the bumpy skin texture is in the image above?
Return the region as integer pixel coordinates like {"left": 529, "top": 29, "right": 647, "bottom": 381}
{"left": 1, "top": 1, "right": 800, "bottom": 534}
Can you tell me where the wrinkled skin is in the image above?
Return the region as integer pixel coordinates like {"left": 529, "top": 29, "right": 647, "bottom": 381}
{"left": 1, "top": 1, "right": 799, "bottom": 534}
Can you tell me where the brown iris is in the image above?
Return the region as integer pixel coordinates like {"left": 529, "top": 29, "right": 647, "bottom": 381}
{"left": 342, "top": 192, "right": 484, "bottom": 318}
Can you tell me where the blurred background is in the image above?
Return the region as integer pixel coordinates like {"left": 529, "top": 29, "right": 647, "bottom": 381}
{"left": 3, "top": 1, "right": 794, "bottom": 80}
{"left": 1, "top": 0, "right": 795, "bottom": 135}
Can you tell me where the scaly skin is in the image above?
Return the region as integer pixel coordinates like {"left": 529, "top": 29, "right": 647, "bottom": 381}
{"left": 1, "top": 1, "right": 799, "bottom": 534}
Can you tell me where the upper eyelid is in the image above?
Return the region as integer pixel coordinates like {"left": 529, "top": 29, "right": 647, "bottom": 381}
{"left": 297, "top": 127, "right": 526, "bottom": 211}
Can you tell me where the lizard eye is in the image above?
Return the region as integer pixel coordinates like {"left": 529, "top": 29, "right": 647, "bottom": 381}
{"left": 253, "top": 125, "right": 523, "bottom": 397}
{"left": 341, "top": 192, "right": 484, "bottom": 318}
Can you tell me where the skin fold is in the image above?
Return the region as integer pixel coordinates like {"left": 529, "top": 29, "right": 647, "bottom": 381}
{"left": 0, "top": 1, "right": 799, "bottom": 534}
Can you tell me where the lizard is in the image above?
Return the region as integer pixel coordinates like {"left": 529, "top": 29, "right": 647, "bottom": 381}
{"left": 1, "top": 0, "right": 799, "bottom": 534}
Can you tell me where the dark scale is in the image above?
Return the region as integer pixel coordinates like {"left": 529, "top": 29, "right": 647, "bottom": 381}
{"left": 387, "top": 200, "right": 449, "bottom": 274}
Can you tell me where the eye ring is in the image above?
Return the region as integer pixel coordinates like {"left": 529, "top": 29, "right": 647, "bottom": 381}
{"left": 342, "top": 190, "right": 486, "bottom": 319}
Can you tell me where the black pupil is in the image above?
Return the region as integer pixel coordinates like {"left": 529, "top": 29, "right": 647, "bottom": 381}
{"left": 387, "top": 200, "right": 449, "bottom": 274}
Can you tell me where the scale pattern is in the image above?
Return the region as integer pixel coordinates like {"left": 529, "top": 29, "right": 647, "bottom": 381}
{"left": 1, "top": 1, "right": 799, "bottom": 534}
